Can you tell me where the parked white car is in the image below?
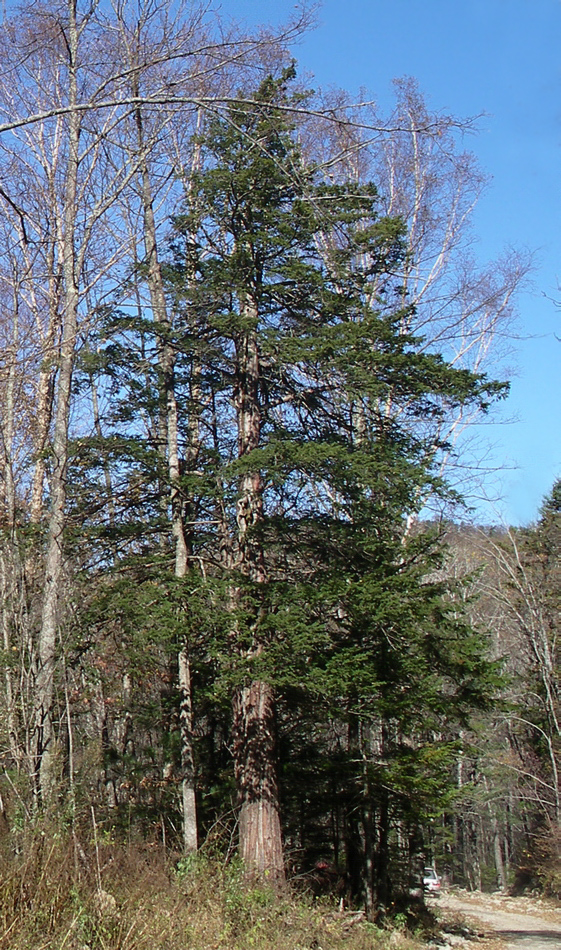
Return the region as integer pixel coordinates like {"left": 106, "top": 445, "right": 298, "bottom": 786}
{"left": 423, "top": 867, "right": 442, "bottom": 894}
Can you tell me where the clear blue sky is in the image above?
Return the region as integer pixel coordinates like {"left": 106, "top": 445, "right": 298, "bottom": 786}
{"left": 222, "top": 0, "right": 561, "bottom": 526}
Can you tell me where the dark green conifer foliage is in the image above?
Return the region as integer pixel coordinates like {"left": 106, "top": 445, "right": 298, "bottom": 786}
{"left": 68, "top": 68, "right": 506, "bottom": 901}
{"left": 162, "top": 69, "right": 505, "bottom": 898}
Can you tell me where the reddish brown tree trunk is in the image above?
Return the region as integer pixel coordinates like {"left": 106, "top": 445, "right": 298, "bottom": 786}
{"left": 230, "top": 302, "right": 285, "bottom": 884}
{"left": 232, "top": 681, "right": 285, "bottom": 886}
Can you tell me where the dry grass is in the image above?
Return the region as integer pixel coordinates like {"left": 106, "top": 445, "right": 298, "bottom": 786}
{"left": 0, "top": 825, "right": 430, "bottom": 950}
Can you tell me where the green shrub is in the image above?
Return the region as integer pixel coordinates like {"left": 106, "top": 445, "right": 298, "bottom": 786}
{"left": 0, "top": 822, "right": 427, "bottom": 949}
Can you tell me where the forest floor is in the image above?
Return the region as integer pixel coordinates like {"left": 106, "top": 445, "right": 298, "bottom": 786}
{"left": 436, "top": 889, "right": 561, "bottom": 950}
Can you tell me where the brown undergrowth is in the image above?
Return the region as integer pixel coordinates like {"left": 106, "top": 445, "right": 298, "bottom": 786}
{"left": 0, "top": 821, "right": 429, "bottom": 950}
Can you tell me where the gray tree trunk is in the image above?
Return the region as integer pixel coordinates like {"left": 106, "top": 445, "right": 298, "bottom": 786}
{"left": 133, "top": 79, "right": 198, "bottom": 852}
{"left": 34, "top": 0, "right": 82, "bottom": 802}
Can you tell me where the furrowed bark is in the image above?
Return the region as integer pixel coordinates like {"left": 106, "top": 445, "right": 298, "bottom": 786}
{"left": 232, "top": 680, "right": 284, "bottom": 884}
{"left": 232, "top": 298, "right": 285, "bottom": 885}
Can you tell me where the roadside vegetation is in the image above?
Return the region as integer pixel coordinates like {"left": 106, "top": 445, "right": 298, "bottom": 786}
{"left": 0, "top": 0, "right": 557, "bottom": 936}
{"left": 0, "top": 820, "right": 434, "bottom": 950}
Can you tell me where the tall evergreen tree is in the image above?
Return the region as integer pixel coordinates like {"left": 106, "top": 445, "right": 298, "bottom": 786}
{"left": 162, "top": 68, "right": 505, "bottom": 888}
{"left": 65, "top": 66, "right": 506, "bottom": 899}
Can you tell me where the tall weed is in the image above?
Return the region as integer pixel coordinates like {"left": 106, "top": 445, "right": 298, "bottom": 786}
{"left": 0, "top": 822, "right": 423, "bottom": 949}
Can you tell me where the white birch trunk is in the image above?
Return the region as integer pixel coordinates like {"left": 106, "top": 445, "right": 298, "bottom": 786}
{"left": 34, "top": 0, "right": 81, "bottom": 803}
{"left": 133, "top": 82, "right": 198, "bottom": 852}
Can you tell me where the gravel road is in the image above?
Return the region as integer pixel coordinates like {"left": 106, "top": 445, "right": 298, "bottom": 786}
{"left": 439, "top": 891, "right": 561, "bottom": 950}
